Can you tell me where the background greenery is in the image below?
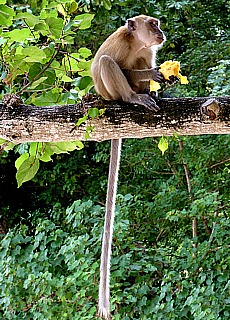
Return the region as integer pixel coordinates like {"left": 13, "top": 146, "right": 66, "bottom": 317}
{"left": 0, "top": 0, "right": 229, "bottom": 319}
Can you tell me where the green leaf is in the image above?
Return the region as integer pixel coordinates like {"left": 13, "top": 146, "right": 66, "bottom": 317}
{"left": 15, "top": 153, "right": 29, "bottom": 170}
{"left": 57, "top": 4, "right": 67, "bottom": 17}
{"left": 16, "top": 157, "right": 40, "bottom": 187}
{"left": 4, "top": 29, "right": 31, "bottom": 42}
{"left": 0, "top": 139, "right": 15, "bottom": 150}
{"left": 48, "top": 141, "right": 79, "bottom": 154}
{"left": 69, "top": 1, "right": 78, "bottom": 13}
{"left": 30, "top": 77, "right": 48, "bottom": 89}
{"left": 78, "top": 47, "right": 92, "bottom": 59}
{"left": 33, "top": 89, "right": 61, "bottom": 106}
{"left": 77, "top": 115, "right": 88, "bottom": 126}
{"left": 74, "top": 13, "right": 94, "bottom": 30}
{"left": 0, "top": 138, "right": 7, "bottom": 145}
{"left": 15, "top": 12, "right": 40, "bottom": 27}
{"left": 29, "top": 142, "right": 43, "bottom": 157}
{"left": 60, "top": 75, "right": 73, "bottom": 82}
{"left": 34, "top": 21, "right": 49, "bottom": 35}
{"left": 0, "top": 4, "right": 14, "bottom": 26}
{"left": 78, "top": 76, "right": 92, "bottom": 90}
{"left": 78, "top": 60, "right": 92, "bottom": 76}
{"left": 39, "top": 144, "right": 54, "bottom": 162}
{"left": 85, "top": 125, "right": 94, "bottom": 140}
{"left": 158, "top": 137, "right": 168, "bottom": 155}
{"left": 28, "top": 65, "right": 56, "bottom": 90}
{"left": 62, "top": 54, "right": 80, "bottom": 72}
{"left": 0, "top": 37, "right": 7, "bottom": 45}
{"left": 75, "top": 140, "right": 84, "bottom": 150}
{"left": 22, "top": 47, "right": 46, "bottom": 63}
{"left": 46, "top": 17, "right": 64, "bottom": 38}
{"left": 88, "top": 108, "right": 99, "bottom": 119}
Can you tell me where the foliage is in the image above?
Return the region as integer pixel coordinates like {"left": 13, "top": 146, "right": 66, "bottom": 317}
{"left": 207, "top": 60, "right": 230, "bottom": 96}
{"left": 15, "top": 141, "right": 84, "bottom": 187}
{"left": 0, "top": 0, "right": 95, "bottom": 184}
{"left": 0, "top": 1, "right": 94, "bottom": 103}
{"left": 0, "top": 0, "right": 230, "bottom": 319}
{"left": 0, "top": 195, "right": 229, "bottom": 319}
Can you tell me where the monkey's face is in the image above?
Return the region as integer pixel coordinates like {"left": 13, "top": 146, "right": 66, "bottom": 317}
{"left": 127, "top": 15, "right": 166, "bottom": 48}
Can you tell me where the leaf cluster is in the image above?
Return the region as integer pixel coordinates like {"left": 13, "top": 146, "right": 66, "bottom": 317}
{"left": 0, "top": 0, "right": 94, "bottom": 105}
{"left": 0, "top": 193, "right": 229, "bottom": 319}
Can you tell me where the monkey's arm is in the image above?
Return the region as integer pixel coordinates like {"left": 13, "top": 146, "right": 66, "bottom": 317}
{"left": 122, "top": 68, "right": 165, "bottom": 83}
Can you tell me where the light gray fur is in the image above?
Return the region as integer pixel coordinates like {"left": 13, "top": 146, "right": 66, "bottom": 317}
{"left": 98, "top": 139, "right": 122, "bottom": 320}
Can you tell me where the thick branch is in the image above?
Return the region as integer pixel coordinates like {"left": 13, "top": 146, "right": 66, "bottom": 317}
{"left": 0, "top": 95, "right": 229, "bottom": 143}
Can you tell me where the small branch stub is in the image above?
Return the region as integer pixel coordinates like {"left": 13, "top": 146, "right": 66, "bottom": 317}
{"left": 200, "top": 98, "right": 220, "bottom": 120}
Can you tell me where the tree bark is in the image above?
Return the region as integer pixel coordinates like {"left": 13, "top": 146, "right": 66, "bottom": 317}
{"left": 0, "top": 95, "right": 229, "bottom": 143}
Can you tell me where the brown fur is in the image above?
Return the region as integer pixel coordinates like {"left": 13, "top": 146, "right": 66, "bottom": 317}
{"left": 91, "top": 15, "right": 165, "bottom": 105}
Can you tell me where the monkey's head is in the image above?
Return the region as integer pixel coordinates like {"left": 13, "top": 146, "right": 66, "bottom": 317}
{"left": 126, "top": 15, "right": 166, "bottom": 48}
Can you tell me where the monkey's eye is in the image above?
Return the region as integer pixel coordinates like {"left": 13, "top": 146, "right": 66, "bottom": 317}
{"left": 149, "top": 20, "right": 158, "bottom": 28}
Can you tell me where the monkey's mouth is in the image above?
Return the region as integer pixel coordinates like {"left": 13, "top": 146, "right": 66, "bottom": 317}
{"left": 157, "top": 35, "right": 164, "bottom": 41}
{"left": 156, "top": 35, "right": 165, "bottom": 44}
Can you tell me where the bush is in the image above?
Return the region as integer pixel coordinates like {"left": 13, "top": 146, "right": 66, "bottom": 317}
{"left": 0, "top": 197, "right": 229, "bottom": 319}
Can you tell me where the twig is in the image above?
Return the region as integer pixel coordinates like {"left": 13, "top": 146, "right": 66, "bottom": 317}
{"left": 0, "top": 141, "right": 10, "bottom": 153}
{"left": 209, "top": 157, "right": 230, "bottom": 168}
{"left": 17, "top": 43, "right": 62, "bottom": 94}
{"left": 178, "top": 140, "right": 198, "bottom": 247}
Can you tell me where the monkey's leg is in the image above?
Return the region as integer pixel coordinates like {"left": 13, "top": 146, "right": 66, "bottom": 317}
{"left": 98, "top": 138, "right": 122, "bottom": 320}
{"left": 99, "top": 55, "right": 158, "bottom": 110}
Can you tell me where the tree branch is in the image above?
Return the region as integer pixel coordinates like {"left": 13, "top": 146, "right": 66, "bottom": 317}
{"left": 0, "top": 95, "right": 229, "bottom": 144}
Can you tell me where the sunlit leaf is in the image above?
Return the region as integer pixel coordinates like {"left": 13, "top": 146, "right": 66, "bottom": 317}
{"left": 22, "top": 46, "right": 46, "bottom": 63}
{"left": 88, "top": 108, "right": 99, "bottom": 119}
{"left": 4, "top": 29, "right": 31, "bottom": 42}
{"left": 15, "top": 153, "right": 29, "bottom": 170}
{"left": 30, "top": 77, "right": 48, "bottom": 89}
{"left": 158, "top": 137, "right": 168, "bottom": 155}
{"left": 46, "top": 17, "right": 64, "bottom": 38}
{"left": 74, "top": 13, "right": 94, "bottom": 30}
{"left": 16, "top": 157, "right": 40, "bottom": 187}
{"left": 0, "top": 4, "right": 14, "bottom": 26}
{"left": 15, "top": 12, "right": 40, "bottom": 27}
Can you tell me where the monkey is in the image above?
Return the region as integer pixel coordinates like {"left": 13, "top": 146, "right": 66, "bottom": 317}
{"left": 90, "top": 15, "right": 166, "bottom": 320}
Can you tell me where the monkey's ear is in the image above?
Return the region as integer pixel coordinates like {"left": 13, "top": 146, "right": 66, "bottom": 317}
{"left": 127, "top": 18, "right": 137, "bottom": 31}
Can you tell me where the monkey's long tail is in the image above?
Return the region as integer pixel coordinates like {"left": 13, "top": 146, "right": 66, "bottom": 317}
{"left": 98, "top": 138, "right": 122, "bottom": 320}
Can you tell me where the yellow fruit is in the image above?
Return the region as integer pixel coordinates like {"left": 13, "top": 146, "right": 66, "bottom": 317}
{"left": 150, "top": 81, "right": 161, "bottom": 92}
{"left": 159, "top": 60, "right": 180, "bottom": 80}
{"left": 150, "top": 60, "right": 189, "bottom": 92}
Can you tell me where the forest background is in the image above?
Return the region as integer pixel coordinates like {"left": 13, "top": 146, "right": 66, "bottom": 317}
{"left": 0, "top": 0, "right": 229, "bottom": 319}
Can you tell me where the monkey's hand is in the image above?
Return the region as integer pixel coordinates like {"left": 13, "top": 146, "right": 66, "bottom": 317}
{"left": 165, "top": 75, "right": 179, "bottom": 85}
{"left": 155, "top": 67, "right": 179, "bottom": 84}
{"left": 151, "top": 68, "right": 165, "bottom": 83}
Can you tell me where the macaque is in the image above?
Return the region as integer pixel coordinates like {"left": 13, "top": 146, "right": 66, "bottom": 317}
{"left": 91, "top": 15, "right": 166, "bottom": 320}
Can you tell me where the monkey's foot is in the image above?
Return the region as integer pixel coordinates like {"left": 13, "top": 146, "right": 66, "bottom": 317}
{"left": 130, "top": 93, "right": 160, "bottom": 111}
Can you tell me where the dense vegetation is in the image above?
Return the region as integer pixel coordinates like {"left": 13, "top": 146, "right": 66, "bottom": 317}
{"left": 0, "top": 0, "right": 229, "bottom": 319}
